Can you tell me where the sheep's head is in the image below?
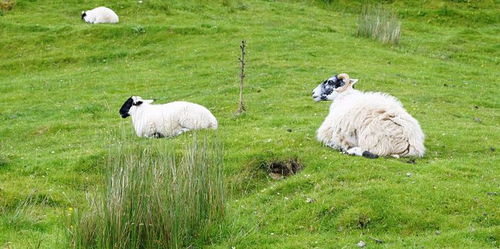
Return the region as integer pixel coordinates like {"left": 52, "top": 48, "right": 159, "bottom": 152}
{"left": 81, "top": 11, "right": 87, "bottom": 20}
{"left": 119, "top": 96, "right": 153, "bottom": 118}
{"left": 311, "top": 73, "right": 358, "bottom": 102}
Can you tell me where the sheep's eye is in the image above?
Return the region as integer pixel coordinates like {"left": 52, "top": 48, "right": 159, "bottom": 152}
{"left": 336, "top": 80, "right": 345, "bottom": 88}
{"left": 133, "top": 101, "right": 143, "bottom": 106}
{"left": 326, "top": 80, "right": 334, "bottom": 85}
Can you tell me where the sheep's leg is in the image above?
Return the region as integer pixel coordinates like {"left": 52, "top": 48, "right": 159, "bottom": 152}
{"left": 346, "top": 147, "right": 363, "bottom": 156}
{"left": 324, "top": 138, "right": 345, "bottom": 152}
{"left": 325, "top": 141, "right": 341, "bottom": 150}
{"left": 152, "top": 132, "right": 165, "bottom": 138}
{"left": 346, "top": 147, "right": 378, "bottom": 159}
{"left": 143, "top": 132, "right": 164, "bottom": 138}
{"left": 175, "top": 128, "right": 190, "bottom": 136}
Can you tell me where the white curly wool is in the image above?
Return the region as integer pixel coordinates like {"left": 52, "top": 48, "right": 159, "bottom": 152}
{"left": 119, "top": 96, "right": 218, "bottom": 138}
{"left": 81, "top": 7, "right": 119, "bottom": 24}
{"left": 312, "top": 74, "right": 425, "bottom": 158}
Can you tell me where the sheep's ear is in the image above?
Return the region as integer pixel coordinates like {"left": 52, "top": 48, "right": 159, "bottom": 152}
{"left": 133, "top": 101, "right": 143, "bottom": 106}
{"left": 350, "top": 79, "right": 358, "bottom": 85}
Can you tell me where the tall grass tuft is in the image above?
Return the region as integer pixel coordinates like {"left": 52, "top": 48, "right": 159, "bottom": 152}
{"left": 356, "top": 5, "right": 401, "bottom": 45}
{"left": 69, "top": 136, "right": 225, "bottom": 249}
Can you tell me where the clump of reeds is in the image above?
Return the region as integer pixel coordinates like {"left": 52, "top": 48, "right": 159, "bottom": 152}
{"left": 69, "top": 136, "right": 224, "bottom": 249}
{"left": 356, "top": 5, "right": 401, "bottom": 45}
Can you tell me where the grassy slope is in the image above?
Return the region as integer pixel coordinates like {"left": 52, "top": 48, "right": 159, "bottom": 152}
{"left": 0, "top": 0, "right": 499, "bottom": 248}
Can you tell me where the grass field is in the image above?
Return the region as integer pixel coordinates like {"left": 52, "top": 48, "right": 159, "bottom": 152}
{"left": 0, "top": 0, "right": 499, "bottom": 248}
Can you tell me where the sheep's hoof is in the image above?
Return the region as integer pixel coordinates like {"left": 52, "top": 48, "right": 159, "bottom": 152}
{"left": 362, "top": 151, "right": 379, "bottom": 159}
{"left": 152, "top": 132, "right": 165, "bottom": 138}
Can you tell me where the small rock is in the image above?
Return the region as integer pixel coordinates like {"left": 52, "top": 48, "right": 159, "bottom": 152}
{"left": 357, "top": 240, "right": 366, "bottom": 247}
{"left": 287, "top": 128, "right": 292, "bottom": 132}
{"left": 474, "top": 105, "right": 479, "bottom": 109}
{"left": 306, "top": 197, "right": 314, "bottom": 203}
{"left": 406, "top": 172, "right": 412, "bottom": 177}
{"left": 490, "top": 147, "right": 495, "bottom": 152}
{"left": 473, "top": 117, "right": 482, "bottom": 123}
{"left": 435, "top": 230, "right": 441, "bottom": 235}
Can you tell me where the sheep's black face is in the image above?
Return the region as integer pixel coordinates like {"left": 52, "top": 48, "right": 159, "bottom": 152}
{"left": 119, "top": 97, "right": 133, "bottom": 118}
{"left": 312, "top": 75, "right": 345, "bottom": 102}
{"left": 120, "top": 96, "right": 144, "bottom": 118}
{"left": 81, "top": 12, "right": 87, "bottom": 20}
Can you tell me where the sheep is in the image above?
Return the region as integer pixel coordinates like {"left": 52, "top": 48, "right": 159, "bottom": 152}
{"left": 81, "top": 7, "right": 119, "bottom": 24}
{"left": 311, "top": 73, "right": 425, "bottom": 158}
{"left": 119, "top": 96, "right": 218, "bottom": 138}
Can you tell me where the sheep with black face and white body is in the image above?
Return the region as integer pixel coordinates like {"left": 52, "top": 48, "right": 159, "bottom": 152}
{"left": 119, "top": 96, "right": 218, "bottom": 138}
{"left": 312, "top": 73, "right": 425, "bottom": 158}
{"left": 81, "top": 7, "right": 119, "bottom": 24}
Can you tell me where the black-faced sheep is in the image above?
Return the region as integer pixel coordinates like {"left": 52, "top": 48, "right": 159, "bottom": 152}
{"left": 119, "top": 96, "right": 218, "bottom": 138}
{"left": 81, "top": 7, "right": 119, "bottom": 24}
{"left": 312, "top": 73, "right": 425, "bottom": 158}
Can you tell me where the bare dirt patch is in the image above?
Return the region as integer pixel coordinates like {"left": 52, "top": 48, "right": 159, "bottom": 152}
{"left": 260, "top": 158, "right": 303, "bottom": 180}
{"left": 0, "top": 0, "right": 16, "bottom": 11}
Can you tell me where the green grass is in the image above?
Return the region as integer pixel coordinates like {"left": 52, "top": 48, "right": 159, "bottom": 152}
{"left": 69, "top": 136, "right": 224, "bottom": 249}
{"left": 0, "top": 0, "right": 499, "bottom": 248}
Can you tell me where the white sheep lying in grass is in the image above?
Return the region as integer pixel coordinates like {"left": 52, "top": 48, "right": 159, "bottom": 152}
{"left": 119, "top": 96, "right": 218, "bottom": 138}
{"left": 81, "top": 7, "right": 119, "bottom": 24}
{"left": 312, "top": 73, "right": 425, "bottom": 158}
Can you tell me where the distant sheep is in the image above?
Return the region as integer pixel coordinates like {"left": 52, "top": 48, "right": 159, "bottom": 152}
{"left": 81, "top": 7, "right": 119, "bottom": 24}
{"left": 312, "top": 73, "right": 425, "bottom": 158}
{"left": 119, "top": 96, "right": 218, "bottom": 138}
